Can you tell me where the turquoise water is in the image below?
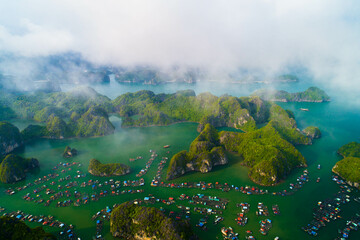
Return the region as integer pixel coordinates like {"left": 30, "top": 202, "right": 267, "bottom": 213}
{"left": 1, "top": 81, "right": 360, "bottom": 239}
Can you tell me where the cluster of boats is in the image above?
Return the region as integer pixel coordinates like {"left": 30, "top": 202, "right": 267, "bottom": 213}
{"left": 150, "top": 156, "right": 169, "bottom": 186}
{"left": 235, "top": 202, "right": 250, "bottom": 226}
{"left": 221, "top": 227, "right": 239, "bottom": 240}
{"left": 335, "top": 214, "right": 360, "bottom": 239}
{"left": 136, "top": 151, "right": 157, "bottom": 177}
{"left": 15, "top": 162, "right": 146, "bottom": 208}
{"left": 189, "top": 194, "right": 228, "bottom": 209}
{"left": 91, "top": 206, "right": 114, "bottom": 240}
{"left": 129, "top": 156, "right": 143, "bottom": 162}
{"left": 153, "top": 169, "right": 311, "bottom": 197}
{"left": 259, "top": 219, "right": 272, "bottom": 235}
{"left": 1, "top": 208, "right": 77, "bottom": 239}
{"left": 302, "top": 175, "right": 355, "bottom": 236}
{"left": 256, "top": 202, "right": 269, "bottom": 216}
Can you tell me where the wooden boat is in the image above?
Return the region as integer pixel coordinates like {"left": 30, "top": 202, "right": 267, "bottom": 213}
{"left": 163, "top": 145, "right": 170, "bottom": 148}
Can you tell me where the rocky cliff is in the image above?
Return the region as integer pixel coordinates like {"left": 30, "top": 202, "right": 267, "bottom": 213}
{"left": 88, "top": 159, "right": 130, "bottom": 177}
{"left": 303, "top": 126, "right": 321, "bottom": 139}
{"left": 0, "top": 122, "right": 23, "bottom": 156}
{"left": 0, "top": 154, "right": 40, "bottom": 183}
{"left": 332, "top": 157, "right": 360, "bottom": 189}
{"left": 166, "top": 124, "right": 228, "bottom": 180}
{"left": 110, "top": 202, "right": 197, "bottom": 240}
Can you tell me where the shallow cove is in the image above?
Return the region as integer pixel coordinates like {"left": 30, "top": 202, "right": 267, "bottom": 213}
{"left": 1, "top": 86, "right": 360, "bottom": 239}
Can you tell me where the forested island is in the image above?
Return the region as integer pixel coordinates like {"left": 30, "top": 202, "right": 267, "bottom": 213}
{"left": 0, "top": 216, "right": 56, "bottom": 240}
{"left": 110, "top": 202, "right": 197, "bottom": 240}
{"left": 333, "top": 142, "right": 360, "bottom": 189}
{"left": 252, "top": 87, "right": 330, "bottom": 102}
{"left": 88, "top": 159, "right": 130, "bottom": 177}
{"left": 166, "top": 124, "right": 228, "bottom": 180}
{"left": 0, "top": 87, "right": 324, "bottom": 185}
{"left": 0, "top": 154, "right": 39, "bottom": 183}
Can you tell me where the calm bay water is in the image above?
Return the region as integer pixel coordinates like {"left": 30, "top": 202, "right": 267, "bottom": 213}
{"left": 1, "top": 81, "right": 360, "bottom": 239}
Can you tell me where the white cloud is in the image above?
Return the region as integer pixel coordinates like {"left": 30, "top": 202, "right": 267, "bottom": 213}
{"left": 0, "top": 0, "right": 360, "bottom": 91}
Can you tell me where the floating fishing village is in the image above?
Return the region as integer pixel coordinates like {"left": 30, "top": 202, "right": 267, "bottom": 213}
{"left": 2, "top": 143, "right": 359, "bottom": 240}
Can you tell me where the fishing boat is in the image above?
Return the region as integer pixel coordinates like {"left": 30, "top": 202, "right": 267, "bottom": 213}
{"left": 317, "top": 177, "right": 321, "bottom": 183}
{"left": 317, "top": 164, "right": 321, "bottom": 170}
{"left": 300, "top": 108, "right": 309, "bottom": 111}
{"left": 163, "top": 145, "right": 170, "bottom": 148}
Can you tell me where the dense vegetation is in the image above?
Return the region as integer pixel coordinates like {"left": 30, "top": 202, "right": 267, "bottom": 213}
{"left": 0, "top": 88, "right": 315, "bottom": 146}
{"left": 167, "top": 122, "right": 306, "bottom": 185}
{"left": 332, "top": 142, "right": 360, "bottom": 189}
{"left": 0, "top": 122, "right": 23, "bottom": 156}
{"left": 0, "top": 154, "right": 39, "bottom": 183}
{"left": 110, "top": 202, "right": 197, "bottom": 240}
{"left": 253, "top": 87, "right": 330, "bottom": 102}
{"left": 0, "top": 216, "right": 56, "bottom": 240}
{"left": 0, "top": 87, "right": 114, "bottom": 139}
{"left": 220, "top": 124, "right": 306, "bottom": 185}
{"left": 338, "top": 141, "right": 360, "bottom": 158}
{"left": 88, "top": 159, "right": 130, "bottom": 176}
{"left": 166, "top": 124, "right": 228, "bottom": 180}
{"left": 332, "top": 157, "right": 360, "bottom": 188}
{"left": 113, "top": 90, "right": 314, "bottom": 145}
{"left": 303, "top": 126, "right": 321, "bottom": 139}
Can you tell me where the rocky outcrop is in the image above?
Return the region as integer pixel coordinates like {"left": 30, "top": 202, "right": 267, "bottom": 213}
{"left": 332, "top": 156, "right": 360, "bottom": 189}
{"left": 110, "top": 202, "right": 198, "bottom": 240}
{"left": 166, "top": 124, "right": 228, "bottom": 180}
{"left": 0, "top": 122, "right": 23, "bottom": 156}
{"left": 303, "top": 126, "right": 321, "bottom": 139}
{"left": 63, "top": 146, "right": 78, "bottom": 158}
{"left": 72, "top": 107, "right": 115, "bottom": 137}
{"left": 0, "top": 154, "right": 39, "bottom": 183}
{"left": 88, "top": 159, "right": 130, "bottom": 177}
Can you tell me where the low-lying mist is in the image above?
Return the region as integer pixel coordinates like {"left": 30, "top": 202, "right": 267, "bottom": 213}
{"left": 0, "top": 0, "right": 359, "bottom": 100}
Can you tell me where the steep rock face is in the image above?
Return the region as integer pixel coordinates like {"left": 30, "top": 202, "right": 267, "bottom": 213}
{"left": 0, "top": 154, "right": 39, "bottom": 183}
{"left": 166, "top": 124, "right": 228, "bottom": 180}
{"left": 268, "top": 105, "right": 311, "bottom": 145}
{"left": 46, "top": 114, "right": 72, "bottom": 139}
{"left": 72, "top": 107, "right": 115, "bottom": 137}
{"left": 21, "top": 125, "right": 48, "bottom": 142}
{"left": 332, "top": 157, "right": 360, "bottom": 189}
{"left": 220, "top": 123, "right": 306, "bottom": 186}
{"left": 303, "top": 126, "right": 321, "bottom": 139}
{"left": 110, "top": 202, "right": 197, "bottom": 240}
{"left": 63, "top": 146, "right": 78, "bottom": 158}
{"left": 0, "top": 122, "right": 23, "bottom": 156}
{"left": 88, "top": 159, "right": 130, "bottom": 177}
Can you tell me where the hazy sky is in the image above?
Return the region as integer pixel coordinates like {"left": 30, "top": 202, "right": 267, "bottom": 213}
{"left": 0, "top": 0, "right": 360, "bottom": 91}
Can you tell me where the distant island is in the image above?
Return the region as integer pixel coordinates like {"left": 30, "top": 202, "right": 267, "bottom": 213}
{"left": 0, "top": 154, "right": 39, "bottom": 183}
{"left": 0, "top": 216, "right": 56, "bottom": 240}
{"left": 252, "top": 87, "right": 330, "bottom": 102}
{"left": 88, "top": 159, "right": 130, "bottom": 177}
{"left": 110, "top": 202, "right": 198, "bottom": 240}
{"left": 332, "top": 142, "right": 360, "bottom": 189}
